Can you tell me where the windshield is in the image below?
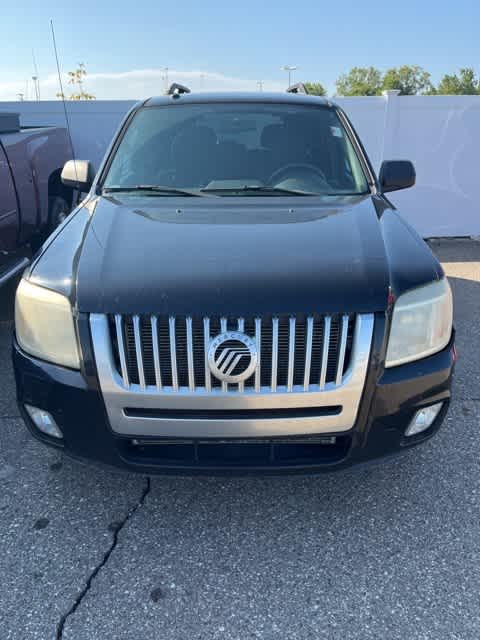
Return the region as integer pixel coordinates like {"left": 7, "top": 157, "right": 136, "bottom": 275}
{"left": 103, "top": 103, "right": 370, "bottom": 196}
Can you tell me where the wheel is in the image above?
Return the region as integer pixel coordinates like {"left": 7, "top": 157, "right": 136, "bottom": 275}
{"left": 48, "top": 196, "right": 71, "bottom": 232}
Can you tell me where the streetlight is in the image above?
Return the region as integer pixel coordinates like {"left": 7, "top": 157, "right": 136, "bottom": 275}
{"left": 281, "top": 65, "right": 298, "bottom": 88}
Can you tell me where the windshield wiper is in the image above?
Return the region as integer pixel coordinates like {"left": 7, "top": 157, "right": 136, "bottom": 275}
{"left": 103, "top": 185, "right": 205, "bottom": 197}
{"left": 200, "top": 185, "right": 316, "bottom": 196}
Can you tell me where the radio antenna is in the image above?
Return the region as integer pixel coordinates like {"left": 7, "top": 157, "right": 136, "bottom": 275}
{"left": 50, "top": 19, "right": 78, "bottom": 182}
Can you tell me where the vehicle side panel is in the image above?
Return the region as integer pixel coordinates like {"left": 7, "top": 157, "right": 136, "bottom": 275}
{"left": 0, "top": 142, "right": 19, "bottom": 264}
{"left": 0, "top": 127, "right": 72, "bottom": 243}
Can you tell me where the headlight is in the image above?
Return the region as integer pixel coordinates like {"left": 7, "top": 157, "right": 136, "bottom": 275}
{"left": 15, "top": 279, "right": 80, "bottom": 369}
{"left": 385, "top": 278, "right": 453, "bottom": 368}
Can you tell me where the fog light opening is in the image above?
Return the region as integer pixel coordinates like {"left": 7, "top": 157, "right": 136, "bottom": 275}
{"left": 25, "top": 404, "right": 63, "bottom": 439}
{"left": 405, "top": 402, "right": 444, "bottom": 437}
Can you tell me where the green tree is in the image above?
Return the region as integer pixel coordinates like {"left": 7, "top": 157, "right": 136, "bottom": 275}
{"left": 382, "top": 65, "right": 433, "bottom": 95}
{"left": 436, "top": 67, "right": 479, "bottom": 95}
{"left": 57, "top": 63, "right": 95, "bottom": 100}
{"left": 303, "top": 82, "right": 327, "bottom": 96}
{"left": 335, "top": 67, "right": 383, "bottom": 96}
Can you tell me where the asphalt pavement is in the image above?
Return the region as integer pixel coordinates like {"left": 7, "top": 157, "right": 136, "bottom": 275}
{"left": 0, "top": 239, "right": 479, "bottom": 640}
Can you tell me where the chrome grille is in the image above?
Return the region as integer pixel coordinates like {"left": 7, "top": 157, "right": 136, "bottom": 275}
{"left": 92, "top": 312, "right": 374, "bottom": 437}
{"left": 108, "top": 314, "right": 356, "bottom": 394}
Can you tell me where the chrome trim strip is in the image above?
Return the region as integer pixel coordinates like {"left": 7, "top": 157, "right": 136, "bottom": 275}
{"left": 254, "top": 317, "right": 261, "bottom": 392}
{"left": 271, "top": 317, "right": 278, "bottom": 392}
{"left": 186, "top": 317, "right": 195, "bottom": 392}
{"left": 336, "top": 315, "right": 349, "bottom": 386}
{"left": 133, "top": 315, "right": 145, "bottom": 389}
{"left": 151, "top": 316, "right": 162, "bottom": 391}
{"left": 287, "top": 317, "right": 295, "bottom": 392}
{"left": 320, "top": 316, "right": 331, "bottom": 390}
{"left": 203, "top": 317, "right": 211, "bottom": 392}
{"left": 90, "top": 313, "right": 374, "bottom": 437}
{"left": 303, "top": 316, "right": 313, "bottom": 390}
{"left": 114, "top": 314, "right": 129, "bottom": 388}
{"left": 120, "top": 413, "right": 347, "bottom": 438}
{"left": 169, "top": 316, "right": 178, "bottom": 392}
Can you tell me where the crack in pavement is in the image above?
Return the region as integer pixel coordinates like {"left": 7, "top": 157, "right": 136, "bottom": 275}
{"left": 56, "top": 476, "right": 151, "bottom": 639}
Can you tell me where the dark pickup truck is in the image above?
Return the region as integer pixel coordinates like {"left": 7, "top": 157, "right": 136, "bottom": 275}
{"left": 13, "top": 88, "right": 455, "bottom": 474}
{"left": 0, "top": 112, "right": 73, "bottom": 286}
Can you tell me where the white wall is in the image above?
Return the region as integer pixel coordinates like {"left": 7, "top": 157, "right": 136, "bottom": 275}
{"left": 1, "top": 95, "right": 479, "bottom": 237}
{"left": 0, "top": 101, "right": 136, "bottom": 169}
{"left": 336, "top": 94, "right": 480, "bottom": 238}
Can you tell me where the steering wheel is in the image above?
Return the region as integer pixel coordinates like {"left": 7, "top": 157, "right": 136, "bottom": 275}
{"left": 268, "top": 163, "right": 328, "bottom": 186}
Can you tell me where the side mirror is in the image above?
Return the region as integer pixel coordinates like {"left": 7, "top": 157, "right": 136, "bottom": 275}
{"left": 61, "top": 160, "right": 94, "bottom": 193}
{"left": 379, "top": 160, "right": 416, "bottom": 193}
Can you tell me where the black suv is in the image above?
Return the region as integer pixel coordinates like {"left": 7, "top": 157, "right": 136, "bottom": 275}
{"left": 13, "top": 87, "right": 455, "bottom": 473}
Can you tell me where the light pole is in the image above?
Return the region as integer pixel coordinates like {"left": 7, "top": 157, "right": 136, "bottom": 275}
{"left": 281, "top": 65, "right": 297, "bottom": 88}
{"left": 257, "top": 81, "right": 264, "bottom": 92}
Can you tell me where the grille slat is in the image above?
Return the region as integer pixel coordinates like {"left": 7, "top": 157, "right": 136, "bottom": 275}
{"left": 303, "top": 316, "right": 313, "bottom": 391}
{"left": 110, "top": 313, "right": 356, "bottom": 394}
{"left": 203, "top": 317, "right": 211, "bottom": 392}
{"left": 336, "top": 315, "right": 349, "bottom": 386}
{"left": 237, "top": 318, "right": 245, "bottom": 393}
{"left": 151, "top": 316, "right": 162, "bottom": 390}
{"left": 133, "top": 315, "right": 145, "bottom": 389}
{"left": 271, "top": 318, "right": 279, "bottom": 392}
{"left": 255, "top": 318, "right": 261, "bottom": 392}
{"left": 287, "top": 317, "right": 296, "bottom": 392}
{"left": 114, "top": 314, "right": 130, "bottom": 388}
{"left": 320, "top": 316, "right": 331, "bottom": 389}
{"left": 220, "top": 317, "right": 228, "bottom": 392}
{"left": 186, "top": 317, "right": 195, "bottom": 392}
{"left": 169, "top": 317, "right": 179, "bottom": 392}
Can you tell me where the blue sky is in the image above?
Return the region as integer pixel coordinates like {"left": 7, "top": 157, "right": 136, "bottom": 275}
{"left": 0, "top": 0, "right": 478, "bottom": 100}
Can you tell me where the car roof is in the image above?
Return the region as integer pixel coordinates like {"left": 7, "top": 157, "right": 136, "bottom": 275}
{"left": 143, "top": 91, "right": 334, "bottom": 108}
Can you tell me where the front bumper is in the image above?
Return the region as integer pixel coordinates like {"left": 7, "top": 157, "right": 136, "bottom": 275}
{"left": 12, "top": 322, "right": 455, "bottom": 474}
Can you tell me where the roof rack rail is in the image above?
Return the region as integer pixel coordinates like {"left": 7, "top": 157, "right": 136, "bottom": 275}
{"left": 167, "top": 83, "right": 191, "bottom": 97}
{"left": 286, "top": 83, "right": 309, "bottom": 95}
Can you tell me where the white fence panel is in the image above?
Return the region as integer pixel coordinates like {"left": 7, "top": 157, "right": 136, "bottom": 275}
{"left": 0, "top": 101, "right": 135, "bottom": 168}
{"left": 1, "top": 95, "right": 479, "bottom": 237}
{"left": 335, "top": 96, "right": 386, "bottom": 170}
{"left": 375, "top": 95, "right": 478, "bottom": 237}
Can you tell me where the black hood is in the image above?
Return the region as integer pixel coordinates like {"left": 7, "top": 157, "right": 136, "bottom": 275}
{"left": 72, "top": 194, "right": 391, "bottom": 316}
